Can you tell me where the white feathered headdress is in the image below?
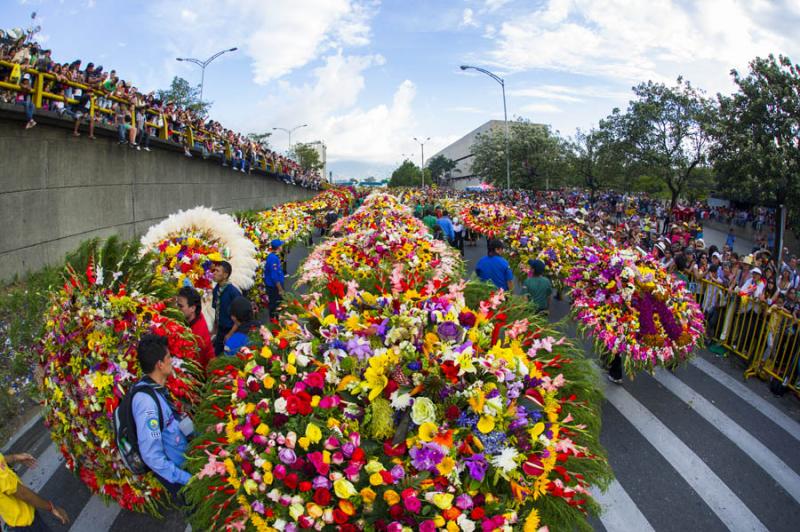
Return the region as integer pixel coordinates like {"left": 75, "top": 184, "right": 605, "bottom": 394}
{"left": 140, "top": 206, "right": 258, "bottom": 290}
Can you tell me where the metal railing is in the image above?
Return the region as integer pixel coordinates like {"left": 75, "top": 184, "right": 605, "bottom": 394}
{"left": 695, "top": 278, "right": 799, "bottom": 392}
{"left": 0, "top": 60, "right": 291, "bottom": 174}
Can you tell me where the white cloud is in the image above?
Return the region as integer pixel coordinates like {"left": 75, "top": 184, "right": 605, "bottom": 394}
{"left": 249, "top": 51, "right": 417, "bottom": 165}
{"left": 484, "top": 0, "right": 511, "bottom": 12}
{"left": 461, "top": 8, "right": 478, "bottom": 28}
{"left": 154, "top": 0, "right": 376, "bottom": 84}
{"left": 519, "top": 102, "right": 562, "bottom": 114}
{"left": 509, "top": 84, "right": 631, "bottom": 103}
{"left": 486, "top": 0, "right": 799, "bottom": 92}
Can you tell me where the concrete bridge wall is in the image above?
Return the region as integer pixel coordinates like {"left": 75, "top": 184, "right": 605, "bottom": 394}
{"left": 0, "top": 107, "right": 316, "bottom": 281}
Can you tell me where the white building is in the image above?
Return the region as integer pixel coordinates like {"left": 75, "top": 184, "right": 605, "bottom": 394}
{"left": 305, "top": 140, "right": 327, "bottom": 180}
{"left": 428, "top": 120, "right": 505, "bottom": 190}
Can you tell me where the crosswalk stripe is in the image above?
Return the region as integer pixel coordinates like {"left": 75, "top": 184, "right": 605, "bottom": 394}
{"left": 690, "top": 357, "right": 800, "bottom": 442}
{"left": 654, "top": 368, "right": 800, "bottom": 504}
{"left": 604, "top": 383, "right": 767, "bottom": 532}
{"left": 591, "top": 480, "right": 655, "bottom": 532}
{"left": 21, "top": 442, "right": 63, "bottom": 492}
{"left": 68, "top": 495, "right": 121, "bottom": 532}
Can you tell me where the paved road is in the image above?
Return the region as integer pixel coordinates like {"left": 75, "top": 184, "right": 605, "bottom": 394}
{"left": 4, "top": 228, "right": 800, "bottom": 532}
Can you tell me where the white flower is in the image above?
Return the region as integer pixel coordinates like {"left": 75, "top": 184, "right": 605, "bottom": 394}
{"left": 457, "top": 515, "right": 476, "bottom": 532}
{"left": 274, "top": 397, "right": 288, "bottom": 415}
{"left": 390, "top": 391, "right": 412, "bottom": 410}
{"left": 410, "top": 397, "right": 437, "bottom": 425}
{"left": 490, "top": 446, "right": 520, "bottom": 474}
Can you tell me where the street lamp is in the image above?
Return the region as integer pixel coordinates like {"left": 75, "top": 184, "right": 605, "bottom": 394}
{"left": 413, "top": 137, "right": 430, "bottom": 188}
{"left": 176, "top": 47, "right": 238, "bottom": 106}
{"left": 460, "top": 64, "right": 511, "bottom": 190}
{"left": 272, "top": 124, "right": 308, "bottom": 156}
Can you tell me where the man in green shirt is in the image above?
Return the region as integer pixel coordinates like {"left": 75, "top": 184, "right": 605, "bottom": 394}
{"left": 422, "top": 209, "right": 438, "bottom": 233}
{"left": 523, "top": 259, "right": 552, "bottom": 314}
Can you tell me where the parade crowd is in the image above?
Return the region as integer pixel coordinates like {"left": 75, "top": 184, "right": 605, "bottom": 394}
{"left": 0, "top": 37, "right": 326, "bottom": 190}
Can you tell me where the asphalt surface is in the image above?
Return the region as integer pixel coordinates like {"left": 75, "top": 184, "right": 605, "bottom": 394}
{"left": 3, "top": 227, "right": 800, "bottom": 532}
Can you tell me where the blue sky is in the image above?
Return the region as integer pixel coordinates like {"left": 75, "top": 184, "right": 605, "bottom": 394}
{"left": 6, "top": 0, "right": 799, "bottom": 179}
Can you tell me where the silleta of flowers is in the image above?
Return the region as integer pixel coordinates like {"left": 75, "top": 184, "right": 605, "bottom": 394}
{"left": 184, "top": 193, "right": 610, "bottom": 532}
{"left": 460, "top": 203, "right": 521, "bottom": 238}
{"left": 140, "top": 206, "right": 259, "bottom": 292}
{"left": 38, "top": 247, "right": 203, "bottom": 514}
{"left": 566, "top": 246, "right": 705, "bottom": 375}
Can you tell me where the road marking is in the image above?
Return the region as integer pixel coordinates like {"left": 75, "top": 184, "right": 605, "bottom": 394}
{"left": 68, "top": 495, "right": 121, "bottom": 532}
{"left": 654, "top": 368, "right": 800, "bottom": 505}
{"left": 591, "top": 479, "right": 655, "bottom": 532}
{"left": 691, "top": 357, "right": 800, "bottom": 443}
{"left": 604, "top": 383, "right": 767, "bottom": 532}
{"left": 1, "top": 412, "right": 43, "bottom": 453}
{"left": 21, "top": 442, "right": 63, "bottom": 492}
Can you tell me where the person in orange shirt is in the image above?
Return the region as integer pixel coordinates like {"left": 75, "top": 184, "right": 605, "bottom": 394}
{"left": 0, "top": 451, "right": 69, "bottom": 530}
{"left": 177, "top": 286, "right": 215, "bottom": 372}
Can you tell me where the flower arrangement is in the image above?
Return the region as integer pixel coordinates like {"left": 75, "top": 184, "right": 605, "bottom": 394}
{"left": 183, "top": 193, "right": 611, "bottom": 532}
{"left": 460, "top": 203, "right": 521, "bottom": 238}
{"left": 38, "top": 239, "right": 204, "bottom": 514}
{"left": 140, "top": 206, "right": 259, "bottom": 292}
{"left": 506, "top": 214, "right": 587, "bottom": 286}
{"left": 565, "top": 247, "right": 705, "bottom": 375}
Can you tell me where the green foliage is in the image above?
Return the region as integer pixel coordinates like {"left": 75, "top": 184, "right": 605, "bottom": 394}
{"left": 294, "top": 143, "right": 323, "bottom": 173}
{"left": 426, "top": 154, "right": 457, "bottom": 184}
{"left": 602, "top": 77, "right": 713, "bottom": 208}
{"left": 389, "top": 159, "right": 430, "bottom": 187}
{"left": 246, "top": 132, "right": 272, "bottom": 150}
{"left": 567, "top": 127, "right": 626, "bottom": 202}
{"left": 156, "top": 76, "right": 211, "bottom": 117}
{"left": 470, "top": 118, "right": 569, "bottom": 190}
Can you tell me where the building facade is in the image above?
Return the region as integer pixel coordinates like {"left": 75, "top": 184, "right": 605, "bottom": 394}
{"left": 428, "top": 120, "right": 505, "bottom": 190}
{"left": 305, "top": 140, "right": 327, "bottom": 181}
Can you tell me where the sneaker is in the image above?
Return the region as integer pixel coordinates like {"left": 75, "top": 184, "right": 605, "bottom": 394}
{"left": 25, "top": 119, "right": 36, "bottom": 129}
{"left": 143, "top": 147, "right": 151, "bottom": 152}
{"left": 136, "top": 146, "right": 141, "bottom": 151}
{"left": 607, "top": 374, "right": 623, "bottom": 385}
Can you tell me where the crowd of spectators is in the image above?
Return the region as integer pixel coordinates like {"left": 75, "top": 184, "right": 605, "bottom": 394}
{"left": 0, "top": 36, "right": 326, "bottom": 190}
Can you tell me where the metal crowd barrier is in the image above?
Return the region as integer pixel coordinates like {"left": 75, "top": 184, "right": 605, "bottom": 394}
{"left": 695, "top": 278, "right": 799, "bottom": 393}
{"left": 0, "top": 60, "right": 286, "bottom": 174}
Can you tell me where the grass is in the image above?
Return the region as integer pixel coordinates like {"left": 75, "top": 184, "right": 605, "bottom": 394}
{"left": 0, "top": 266, "right": 61, "bottom": 443}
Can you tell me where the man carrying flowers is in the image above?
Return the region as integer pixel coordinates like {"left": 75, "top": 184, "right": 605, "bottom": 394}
{"left": 131, "top": 335, "right": 194, "bottom": 503}
{"left": 476, "top": 239, "right": 514, "bottom": 291}
{"left": 263, "top": 239, "right": 286, "bottom": 321}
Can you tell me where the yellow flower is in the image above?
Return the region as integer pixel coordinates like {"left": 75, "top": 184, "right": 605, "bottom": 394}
{"left": 529, "top": 422, "right": 545, "bottom": 439}
{"left": 305, "top": 423, "right": 322, "bottom": 444}
{"left": 477, "top": 416, "right": 495, "bottom": 434}
{"left": 468, "top": 391, "right": 485, "bottom": 414}
{"left": 306, "top": 503, "right": 323, "bottom": 518}
{"left": 369, "top": 473, "right": 384, "bottom": 486}
{"left": 434, "top": 515, "right": 446, "bottom": 527}
{"left": 333, "top": 478, "right": 357, "bottom": 499}
{"left": 360, "top": 487, "right": 377, "bottom": 504}
{"left": 418, "top": 422, "right": 438, "bottom": 442}
{"left": 256, "top": 423, "right": 270, "bottom": 436}
{"left": 383, "top": 489, "right": 401, "bottom": 506}
{"left": 438, "top": 456, "right": 455, "bottom": 476}
{"left": 524, "top": 508, "right": 541, "bottom": 532}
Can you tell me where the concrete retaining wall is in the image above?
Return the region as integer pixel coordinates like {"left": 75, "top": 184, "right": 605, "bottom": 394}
{"left": 0, "top": 107, "right": 316, "bottom": 282}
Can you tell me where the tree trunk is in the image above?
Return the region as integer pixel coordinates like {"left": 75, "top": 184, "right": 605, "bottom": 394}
{"left": 669, "top": 188, "right": 679, "bottom": 211}
{"left": 774, "top": 203, "right": 786, "bottom": 265}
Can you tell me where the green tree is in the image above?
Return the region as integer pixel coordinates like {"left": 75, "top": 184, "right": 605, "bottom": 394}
{"left": 247, "top": 132, "right": 272, "bottom": 150}
{"left": 709, "top": 54, "right": 800, "bottom": 259}
{"left": 426, "top": 154, "right": 457, "bottom": 184}
{"left": 602, "top": 77, "right": 713, "bottom": 209}
{"left": 471, "top": 119, "right": 568, "bottom": 189}
{"left": 156, "top": 76, "right": 211, "bottom": 116}
{"left": 388, "top": 160, "right": 430, "bottom": 187}
{"left": 567, "top": 127, "right": 626, "bottom": 204}
{"left": 293, "top": 143, "right": 323, "bottom": 173}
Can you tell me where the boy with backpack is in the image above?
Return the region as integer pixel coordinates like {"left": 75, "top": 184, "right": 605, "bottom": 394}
{"left": 115, "top": 334, "right": 194, "bottom": 503}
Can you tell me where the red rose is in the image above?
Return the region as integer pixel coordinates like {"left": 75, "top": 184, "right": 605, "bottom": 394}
{"left": 383, "top": 379, "right": 399, "bottom": 398}
{"left": 383, "top": 440, "right": 407, "bottom": 457}
{"left": 351, "top": 447, "right": 366, "bottom": 463}
{"left": 284, "top": 473, "right": 299, "bottom": 490}
{"left": 470, "top": 507, "right": 485, "bottom": 520}
{"left": 445, "top": 405, "right": 460, "bottom": 420}
{"left": 299, "top": 481, "right": 312, "bottom": 492}
{"left": 333, "top": 508, "right": 349, "bottom": 524}
{"left": 458, "top": 311, "right": 476, "bottom": 328}
{"left": 388, "top": 504, "right": 404, "bottom": 520}
{"left": 313, "top": 488, "right": 331, "bottom": 506}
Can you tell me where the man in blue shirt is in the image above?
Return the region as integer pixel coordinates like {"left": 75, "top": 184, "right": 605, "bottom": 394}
{"left": 437, "top": 211, "right": 455, "bottom": 245}
{"left": 131, "top": 335, "right": 193, "bottom": 502}
{"left": 224, "top": 296, "right": 261, "bottom": 356}
{"left": 475, "top": 239, "right": 514, "bottom": 291}
{"left": 212, "top": 261, "right": 242, "bottom": 355}
{"left": 263, "top": 240, "right": 285, "bottom": 321}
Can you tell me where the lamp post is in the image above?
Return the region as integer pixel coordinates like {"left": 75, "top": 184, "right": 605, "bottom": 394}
{"left": 460, "top": 64, "right": 511, "bottom": 190}
{"left": 413, "top": 137, "right": 430, "bottom": 188}
{"left": 272, "top": 124, "right": 308, "bottom": 155}
{"left": 176, "top": 47, "right": 238, "bottom": 105}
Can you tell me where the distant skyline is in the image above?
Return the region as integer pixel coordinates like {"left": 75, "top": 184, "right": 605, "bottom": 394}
{"left": 7, "top": 0, "right": 799, "bottom": 179}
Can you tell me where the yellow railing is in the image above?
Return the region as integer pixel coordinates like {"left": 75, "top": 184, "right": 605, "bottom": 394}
{"left": 0, "top": 60, "right": 288, "bottom": 175}
{"left": 696, "top": 278, "right": 799, "bottom": 392}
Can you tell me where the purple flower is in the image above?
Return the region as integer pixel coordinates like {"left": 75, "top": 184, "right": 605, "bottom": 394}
{"left": 346, "top": 338, "right": 373, "bottom": 360}
{"left": 464, "top": 453, "right": 488, "bottom": 482}
{"left": 409, "top": 443, "right": 446, "bottom": 472}
{"left": 278, "top": 447, "right": 297, "bottom": 465}
{"left": 251, "top": 500, "right": 265, "bottom": 514}
{"left": 312, "top": 475, "right": 331, "bottom": 489}
{"left": 391, "top": 465, "right": 405, "bottom": 480}
{"left": 341, "top": 442, "right": 355, "bottom": 458}
{"left": 437, "top": 321, "right": 461, "bottom": 342}
{"left": 454, "top": 493, "right": 473, "bottom": 510}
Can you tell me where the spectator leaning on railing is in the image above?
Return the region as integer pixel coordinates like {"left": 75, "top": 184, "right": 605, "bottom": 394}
{"left": 1, "top": 36, "right": 325, "bottom": 187}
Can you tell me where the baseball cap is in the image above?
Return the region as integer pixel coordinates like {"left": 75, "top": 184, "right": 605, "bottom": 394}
{"left": 271, "top": 239, "right": 283, "bottom": 249}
